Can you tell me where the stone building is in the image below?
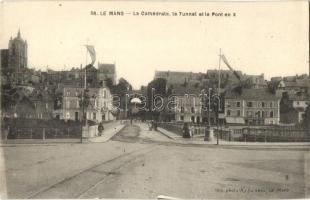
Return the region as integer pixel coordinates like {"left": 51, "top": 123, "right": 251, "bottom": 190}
{"left": 224, "top": 89, "right": 280, "bottom": 125}
{"left": 97, "top": 63, "right": 116, "bottom": 85}
{"left": 8, "top": 30, "right": 28, "bottom": 73}
{"left": 56, "top": 85, "right": 115, "bottom": 123}
{"left": 169, "top": 86, "right": 203, "bottom": 123}
{"left": 154, "top": 70, "right": 206, "bottom": 87}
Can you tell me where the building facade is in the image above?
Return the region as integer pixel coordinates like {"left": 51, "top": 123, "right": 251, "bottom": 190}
{"left": 57, "top": 86, "right": 115, "bottom": 123}
{"left": 98, "top": 63, "right": 116, "bottom": 85}
{"left": 225, "top": 89, "right": 280, "bottom": 125}
{"left": 170, "top": 87, "right": 203, "bottom": 123}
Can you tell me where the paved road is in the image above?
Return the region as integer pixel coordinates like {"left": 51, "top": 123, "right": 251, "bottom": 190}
{"left": 1, "top": 123, "right": 309, "bottom": 199}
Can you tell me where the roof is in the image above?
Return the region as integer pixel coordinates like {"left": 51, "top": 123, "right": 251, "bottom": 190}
{"left": 225, "top": 88, "right": 279, "bottom": 100}
{"left": 63, "top": 86, "right": 109, "bottom": 97}
{"left": 171, "top": 86, "right": 203, "bottom": 96}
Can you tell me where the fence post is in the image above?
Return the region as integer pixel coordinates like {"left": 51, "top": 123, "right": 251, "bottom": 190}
{"left": 55, "top": 128, "right": 58, "bottom": 138}
{"left": 30, "top": 128, "right": 33, "bottom": 139}
{"left": 42, "top": 128, "right": 45, "bottom": 140}
{"left": 67, "top": 128, "right": 70, "bottom": 137}
{"left": 264, "top": 129, "right": 267, "bottom": 143}
{"left": 17, "top": 128, "right": 20, "bottom": 139}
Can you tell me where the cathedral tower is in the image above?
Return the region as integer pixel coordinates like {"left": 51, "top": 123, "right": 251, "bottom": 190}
{"left": 8, "top": 29, "right": 28, "bottom": 72}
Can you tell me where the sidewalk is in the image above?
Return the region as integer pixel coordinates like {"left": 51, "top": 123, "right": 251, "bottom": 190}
{"left": 157, "top": 125, "right": 310, "bottom": 147}
{"left": 157, "top": 127, "right": 183, "bottom": 140}
{"left": 136, "top": 123, "right": 176, "bottom": 142}
{"left": 88, "top": 121, "right": 125, "bottom": 143}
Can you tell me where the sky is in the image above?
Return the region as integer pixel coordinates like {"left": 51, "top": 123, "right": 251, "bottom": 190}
{"left": 0, "top": 1, "right": 309, "bottom": 89}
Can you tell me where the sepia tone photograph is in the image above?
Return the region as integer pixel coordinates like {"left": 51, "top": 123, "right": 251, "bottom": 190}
{"left": 0, "top": 0, "right": 310, "bottom": 199}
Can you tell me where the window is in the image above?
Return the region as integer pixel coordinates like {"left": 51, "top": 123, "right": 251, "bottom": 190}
{"left": 237, "top": 110, "right": 241, "bottom": 117}
{"left": 191, "top": 107, "right": 195, "bottom": 113}
{"left": 181, "top": 107, "right": 185, "bottom": 113}
{"left": 93, "top": 112, "right": 96, "bottom": 120}
{"left": 270, "top": 111, "right": 274, "bottom": 118}
{"left": 247, "top": 102, "right": 253, "bottom": 107}
{"left": 236, "top": 102, "right": 241, "bottom": 108}
{"left": 227, "top": 110, "right": 231, "bottom": 116}
{"left": 262, "top": 102, "right": 265, "bottom": 107}
{"left": 191, "top": 116, "right": 195, "bottom": 122}
{"left": 196, "top": 116, "right": 200, "bottom": 123}
{"left": 66, "top": 100, "right": 70, "bottom": 108}
{"left": 180, "top": 116, "right": 184, "bottom": 121}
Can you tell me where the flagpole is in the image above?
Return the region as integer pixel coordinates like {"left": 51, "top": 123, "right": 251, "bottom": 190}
{"left": 218, "top": 48, "right": 221, "bottom": 96}
{"left": 85, "top": 45, "right": 88, "bottom": 90}
{"left": 217, "top": 48, "right": 221, "bottom": 145}
{"left": 81, "top": 43, "right": 88, "bottom": 142}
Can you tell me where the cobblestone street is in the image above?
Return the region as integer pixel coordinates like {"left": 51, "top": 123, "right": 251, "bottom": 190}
{"left": 1, "top": 124, "right": 309, "bottom": 199}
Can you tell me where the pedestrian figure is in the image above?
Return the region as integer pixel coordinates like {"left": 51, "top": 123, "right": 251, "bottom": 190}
{"left": 98, "top": 122, "right": 104, "bottom": 136}
{"left": 154, "top": 121, "right": 158, "bottom": 131}
{"left": 148, "top": 121, "right": 153, "bottom": 131}
{"left": 182, "top": 123, "right": 190, "bottom": 138}
{"left": 189, "top": 125, "right": 194, "bottom": 138}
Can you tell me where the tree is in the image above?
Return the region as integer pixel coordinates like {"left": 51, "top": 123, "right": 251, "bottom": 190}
{"left": 108, "top": 78, "right": 133, "bottom": 119}
{"left": 146, "top": 78, "right": 167, "bottom": 120}
{"left": 302, "top": 104, "right": 310, "bottom": 129}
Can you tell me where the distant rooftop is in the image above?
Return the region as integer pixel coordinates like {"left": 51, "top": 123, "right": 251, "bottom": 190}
{"left": 225, "top": 88, "right": 279, "bottom": 100}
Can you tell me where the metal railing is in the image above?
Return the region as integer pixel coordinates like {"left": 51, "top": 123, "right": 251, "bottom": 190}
{"left": 158, "top": 122, "right": 310, "bottom": 142}
{"left": 1, "top": 126, "right": 82, "bottom": 140}
{"left": 213, "top": 127, "right": 310, "bottom": 142}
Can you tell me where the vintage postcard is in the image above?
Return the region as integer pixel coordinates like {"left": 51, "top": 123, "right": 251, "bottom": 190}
{"left": 0, "top": 0, "right": 309, "bottom": 199}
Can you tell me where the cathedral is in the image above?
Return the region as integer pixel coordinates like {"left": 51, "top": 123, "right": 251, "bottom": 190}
{"left": 0, "top": 30, "right": 28, "bottom": 74}
{"left": 8, "top": 29, "right": 28, "bottom": 72}
{"left": 0, "top": 30, "right": 30, "bottom": 84}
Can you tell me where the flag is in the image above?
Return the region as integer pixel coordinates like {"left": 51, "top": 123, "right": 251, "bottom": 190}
{"left": 85, "top": 45, "right": 96, "bottom": 65}
{"left": 221, "top": 54, "right": 233, "bottom": 71}
{"left": 221, "top": 54, "right": 242, "bottom": 81}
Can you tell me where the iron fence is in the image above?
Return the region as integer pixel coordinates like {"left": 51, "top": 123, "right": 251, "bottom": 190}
{"left": 213, "top": 127, "right": 310, "bottom": 142}
{"left": 1, "top": 126, "right": 82, "bottom": 140}
{"left": 158, "top": 122, "right": 310, "bottom": 142}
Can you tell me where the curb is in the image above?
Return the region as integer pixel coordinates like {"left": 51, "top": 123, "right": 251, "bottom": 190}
{"left": 157, "top": 128, "right": 178, "bottom": 140}
{"left": 88, "top": 124, "right": 126, "bottom": 143}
